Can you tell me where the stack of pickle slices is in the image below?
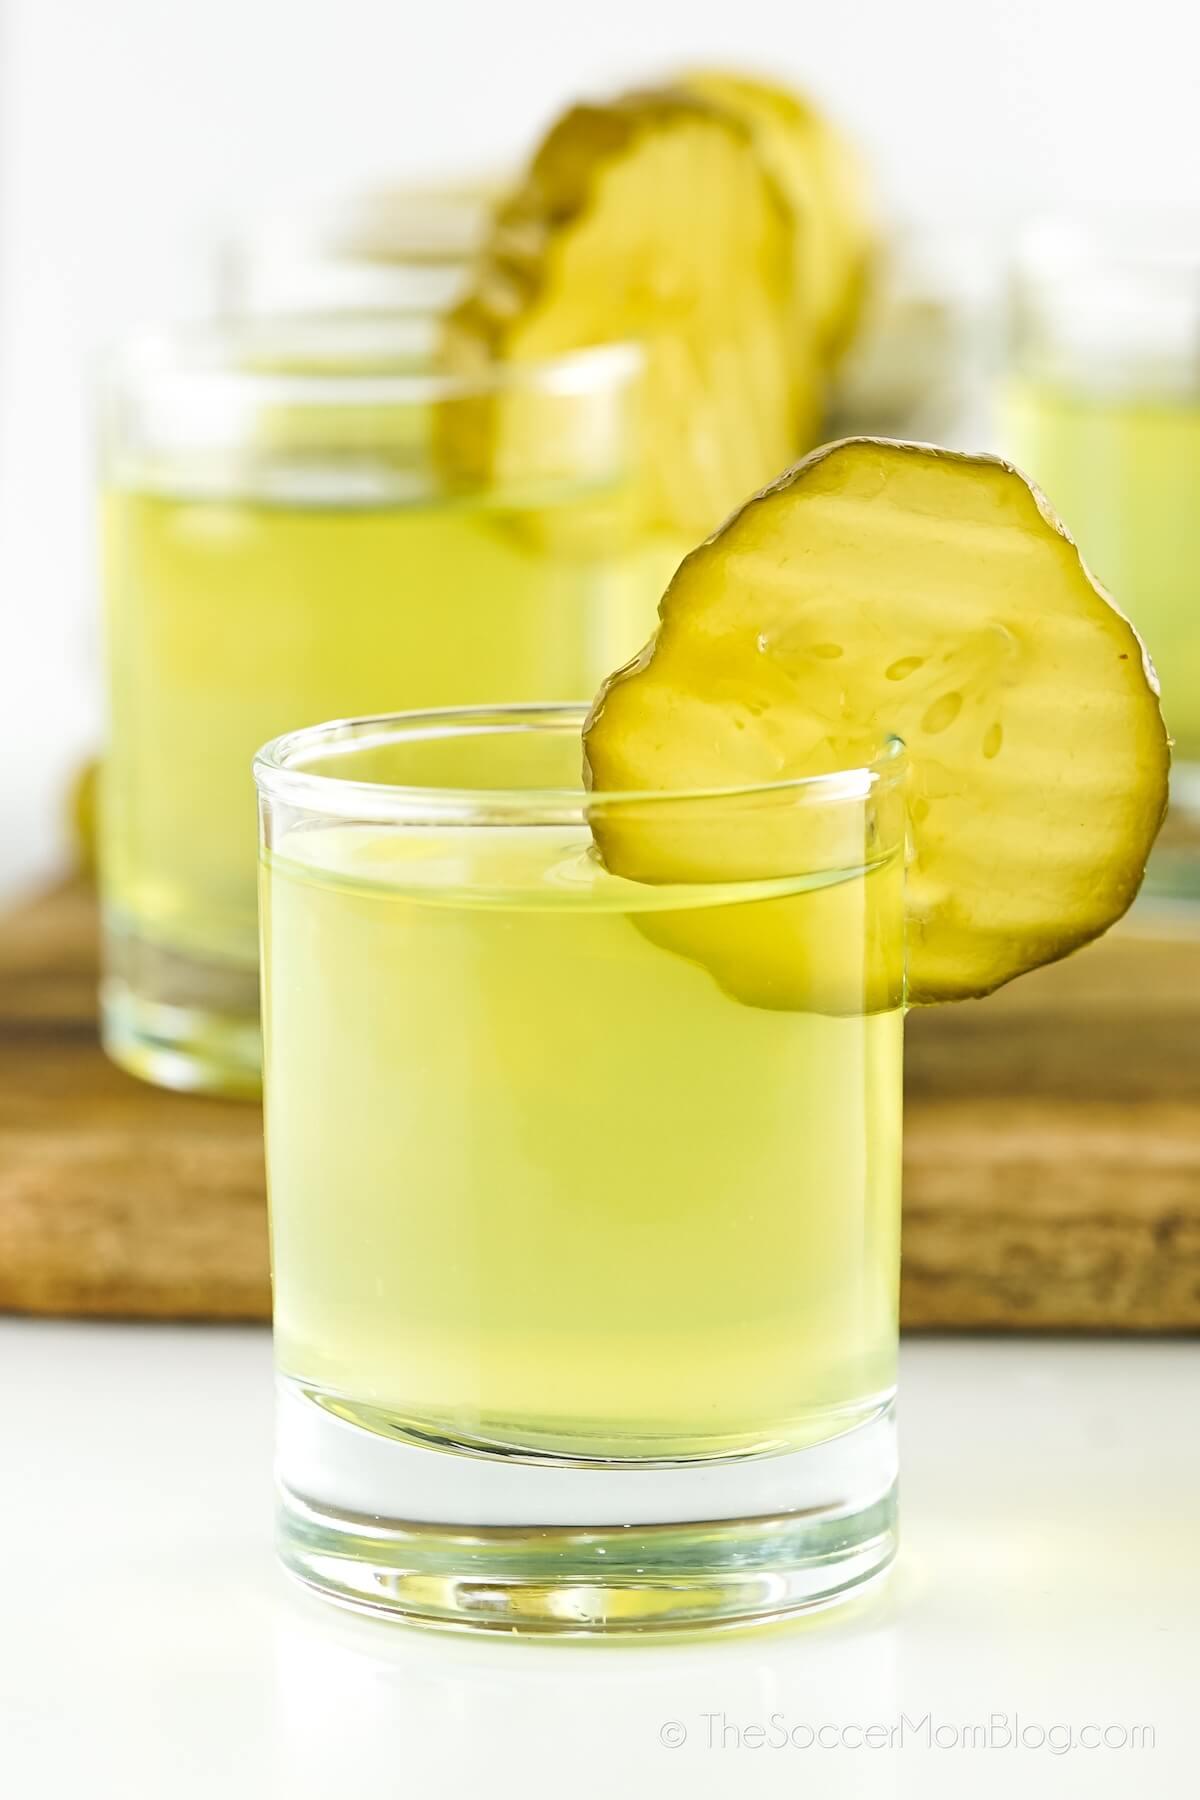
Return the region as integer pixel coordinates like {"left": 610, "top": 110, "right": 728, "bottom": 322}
{"left": 446, "top": 73, "right": 1169, "bottom": 1006}
{"left": 444, "top": 72, "right": 872, "bottom": 536}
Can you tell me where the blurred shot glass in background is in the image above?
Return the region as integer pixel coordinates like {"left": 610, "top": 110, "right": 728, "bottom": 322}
{"left": 254, "top": 704, "right": 905, "bottom": 1634}
{"left": 98, "top": 315, "right": 666, "bottom": 1097}
{"left": 1000, "top": 220, "right": 1200, "bottom": 908}
{"left": 213, "top": 182, "right": 498, "bottom": 324}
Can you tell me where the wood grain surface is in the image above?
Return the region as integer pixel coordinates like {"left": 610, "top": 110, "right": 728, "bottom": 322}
{"left": 1, "top": 880, "right": 1198, "bottom": 1328}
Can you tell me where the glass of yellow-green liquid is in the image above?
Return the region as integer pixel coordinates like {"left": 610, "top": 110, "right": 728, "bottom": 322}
{"left": 100, "top": 320, "right": 665, "bottom": 1094}
{"left": 254, "top": 705, "right": 905, "bottom": 1633}
{"left": 1000, "top": 222, "right": 1200, "bottom": 904}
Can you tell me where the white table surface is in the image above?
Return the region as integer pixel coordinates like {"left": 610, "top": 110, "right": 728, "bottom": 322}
{"left": 1, "top": 1322, "right": 1195, "bottom": 1798}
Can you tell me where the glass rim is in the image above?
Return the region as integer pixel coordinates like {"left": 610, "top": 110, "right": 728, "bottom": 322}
{"left": 104, "top": 318, "right": 644, "bottom": 409}
{"left": 253, "top": 704, "right": 907, "bottom": 825}
{"left": 1008, "top": 214, "right": 1200, "bottom": 395}
{"left": 1012, "top": 213, "right": 1200, "bottom": 282}
{"left": 220, "top": 178, "right": 503, "bottom": 273}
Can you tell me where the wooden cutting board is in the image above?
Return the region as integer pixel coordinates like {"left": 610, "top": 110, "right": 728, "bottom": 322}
{"left": 2, "top": 880, "right": 1198, "bottom": 1329}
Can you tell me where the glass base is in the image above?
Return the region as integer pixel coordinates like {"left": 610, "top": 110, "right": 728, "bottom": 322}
{"left": 100, "top": 913, "right": 262, "bottom": 1098}
{"left": 275, "top": 1380, "right": 898, "bottom": 1635}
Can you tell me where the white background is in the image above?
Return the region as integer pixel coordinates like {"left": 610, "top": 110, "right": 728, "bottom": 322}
{"left": 2, "top": 0, "right": 1198, "bottom": 894}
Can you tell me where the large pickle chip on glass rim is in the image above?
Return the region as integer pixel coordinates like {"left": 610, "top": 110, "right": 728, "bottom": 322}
{"left": 584, "top": 438, "right": 1170, "bottom": 1006}
{"left": 442, "top": 90, "right": 819, "bottom": 538}
{"left": 682, "top": 69, "right": 874, "bottom": 364}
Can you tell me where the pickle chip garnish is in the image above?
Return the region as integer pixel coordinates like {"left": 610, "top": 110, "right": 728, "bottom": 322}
{"left": 681, "top": 68, "right": 874, "bottom": 364}
{"left": 584, "top": 437, "right": 1170, "bottom": 1004}
{"left": 443, "top": 90, "right": 817, "bottom": 538}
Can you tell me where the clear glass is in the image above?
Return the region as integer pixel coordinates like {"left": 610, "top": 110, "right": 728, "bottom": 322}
{"left": 998, "top": 218, "right": 1200, "bottom": 907}
{"left": 214, "top": 182, "right": 497, "bottom": 322}
{"left": 99, "top": 318, "right": 679, "bottom": 1095}
{"left": 829, "top": 221, "right": 995, "bottom": 447}
{"left": 255, "top": 706, "right": 906, "bottom": 1634}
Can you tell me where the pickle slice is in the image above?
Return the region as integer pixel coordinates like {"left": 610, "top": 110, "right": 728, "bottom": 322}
{"left": 633, "top": 852, "right": 906, "bottom": 1015}
{"left": 584, "top": 438, "right": 1170, "bottom": 1004}
{"left": 443, "top": 91, "right": 816, "bottom": 537}
{"left": 682, "top": 69, "right": 874, "bottom": 363}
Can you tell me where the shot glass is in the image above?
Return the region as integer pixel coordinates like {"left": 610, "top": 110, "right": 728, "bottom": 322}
{"left": 999, "top": 219, "right": 1200, "bottom": 905}
{"left": 99, "top": 319, "right": 664, "bottom": 1096}
{"left": 214, "top": 182, "right": 496, "bottom": 323}
{"left": 255, "top": 705, "right": 905, "bottom": 1635}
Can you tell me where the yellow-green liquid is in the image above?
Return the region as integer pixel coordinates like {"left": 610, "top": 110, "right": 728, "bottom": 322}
{"left": 102, "top": 480, "right": 669, "bottom": 970}
{"left": 1001, "top": 377, "right": 1200, "bottom": 760}
{"left": 262, "top": 823, "right": 902, "bottom": 1461}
